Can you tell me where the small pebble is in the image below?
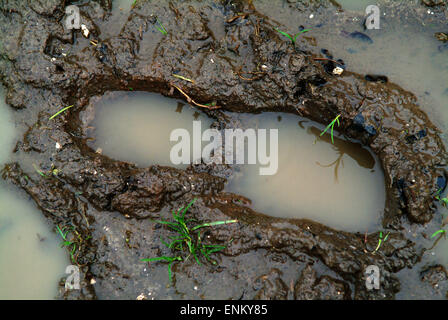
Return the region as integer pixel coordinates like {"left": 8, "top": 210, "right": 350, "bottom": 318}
{"left": 81, "top": 24, "right": 90, "bottom": 38}
{"left": 333, "top": 67, "right": 344, "bottom": 75}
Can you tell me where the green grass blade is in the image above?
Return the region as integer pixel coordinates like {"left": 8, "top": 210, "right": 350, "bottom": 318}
{"left": 181, "top": 198, "right": 197, "bottom": 219}
{"left": 49, "top": 105, "right": 74, "bottom": 120}
{"left": 60, "top": 241, "right": 72, "bottom": 247}
{"left": 167, "top": 261, "right": 173, "bottom": 282}
{"left": 274, "top": 28, "right": 293, "bottom": 42}
{"left": 32, "top": 164, "right": 48, "bottom": 178}
{"left": 56, "top": 225, "right": 65, "bottom": 239}
{"left": 155, "top": 18, "right": 167, "bottom": 35}
{"left": 320, "top": 122, "right": 333, "bottom": 137}
{"left": 168, "top": 239, "right": 184, "bottom": 249}
{"left": 374, "top": 239, "right": 382, "bottom": 252}
{"left": 153, "top": 220, "right": 182, "bottom": 231}
{"left": 431, "top": 230, "right": 446, "bottom": 238}
{"left": 193, "top": 251, "right": 201, "bottom": 265}
{"left": 172, "top": 207, "right": 183, "bottom": 219}
{"left": 191, "top": 219, "right": 238, "bottom": 231}
{"left": 292, "top": 29, "right": 311, "bottom": 42}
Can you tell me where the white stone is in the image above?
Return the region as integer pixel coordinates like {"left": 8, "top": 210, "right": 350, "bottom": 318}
{"left": 81, "top": 24, "right": 90, "bottom": 38}
{"left": 332, "top": 67, "right": 344, "bottom": 75}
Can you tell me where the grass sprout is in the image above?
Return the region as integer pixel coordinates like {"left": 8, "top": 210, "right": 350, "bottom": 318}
{"left": 32, "top": 163, "right": 48, "bottom": 178}
{"left": 49, "top": 105, "right": 74, "bottom": 120}
{"left": 56, "top": 225, "right": 77, "bottom": 263}
{"left": 141, "top": 198, "right": 238, "bottom": 283}
{"left": 372, "top": 231, "right": 390, "bottom": 254}
{"left": 32, "top": 164, "right": 60, "bottom": 178}
{"left": 320, "top": 114, "right": 341, "bottom": 144}
{"left": 56, "top": 225, "right": 91, "bottom": 265}
{"left": 435, "top": 189, "right": 448, "bottom": 206}
{"left": 274, "top": 27, "right": 311, "bottom": 44}
{"left": 154, "top": 17, "right": 167, "bottom": 35}
{"left": 431, "top": 229, "right": 446, "bottom": 238}
{"left": 428, "top": 228, "right": 447, "bottom": 250}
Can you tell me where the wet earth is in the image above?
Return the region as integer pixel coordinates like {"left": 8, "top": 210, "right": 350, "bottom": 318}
{"left": 0, "top": 0, "right": 448, "bottom": 299}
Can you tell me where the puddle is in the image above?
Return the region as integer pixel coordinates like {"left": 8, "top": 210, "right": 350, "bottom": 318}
{"left": 0, "top": 88, "right": 68, "bottom": 299}
{"left": 89, "top": 91, "right": 384, "bottom": 232}
{"left": 226, "top": 112, "right": 385, "bottom": 232}
{"left": 86, "top": 91, "right": 213, "bottom": 168}
{"left": 113, "top": 0, "right": 134, "bottom": 12}
{"left": 337, "top": 0, "right": 379, "bottom": 12}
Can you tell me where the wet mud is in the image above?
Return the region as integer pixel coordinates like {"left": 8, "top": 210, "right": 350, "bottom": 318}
{"left": 0, "top": 0, "right": 447, "bottom": 299}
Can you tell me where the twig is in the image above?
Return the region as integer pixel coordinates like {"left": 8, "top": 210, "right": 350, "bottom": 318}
{"left": 226, "top": 14, "right": 248, "bottom": 23}
{"left": 173, "top": 74, "right": 195, "bottom": 83}
{"left": 428, "top": 231, "right": 446, "bottom": 250}
{"left": 170, "top": 83, "right": 220, "bottom": 110}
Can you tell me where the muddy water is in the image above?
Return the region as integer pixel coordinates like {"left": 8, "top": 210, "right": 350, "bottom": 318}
{"left": 89, "top": 91, "right": 384, "bottom": 231}
{"left": 337, "top": 0, "right": 378, "bottom": 11}
{"left": 87, "top": 91, "right": 213, "bottom": 168}
{"left": 113, "top": 0, "right": 133, "bottom": 11}
{"left": 226, "top": 113, "right": 385, "bottom": 232}
{"left": 0, "top": 88, "right": 68, "bottom": 299}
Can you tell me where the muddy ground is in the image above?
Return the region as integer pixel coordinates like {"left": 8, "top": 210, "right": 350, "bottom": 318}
{"left": 0, "top": 0, "right": 448, "bottom": 299}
